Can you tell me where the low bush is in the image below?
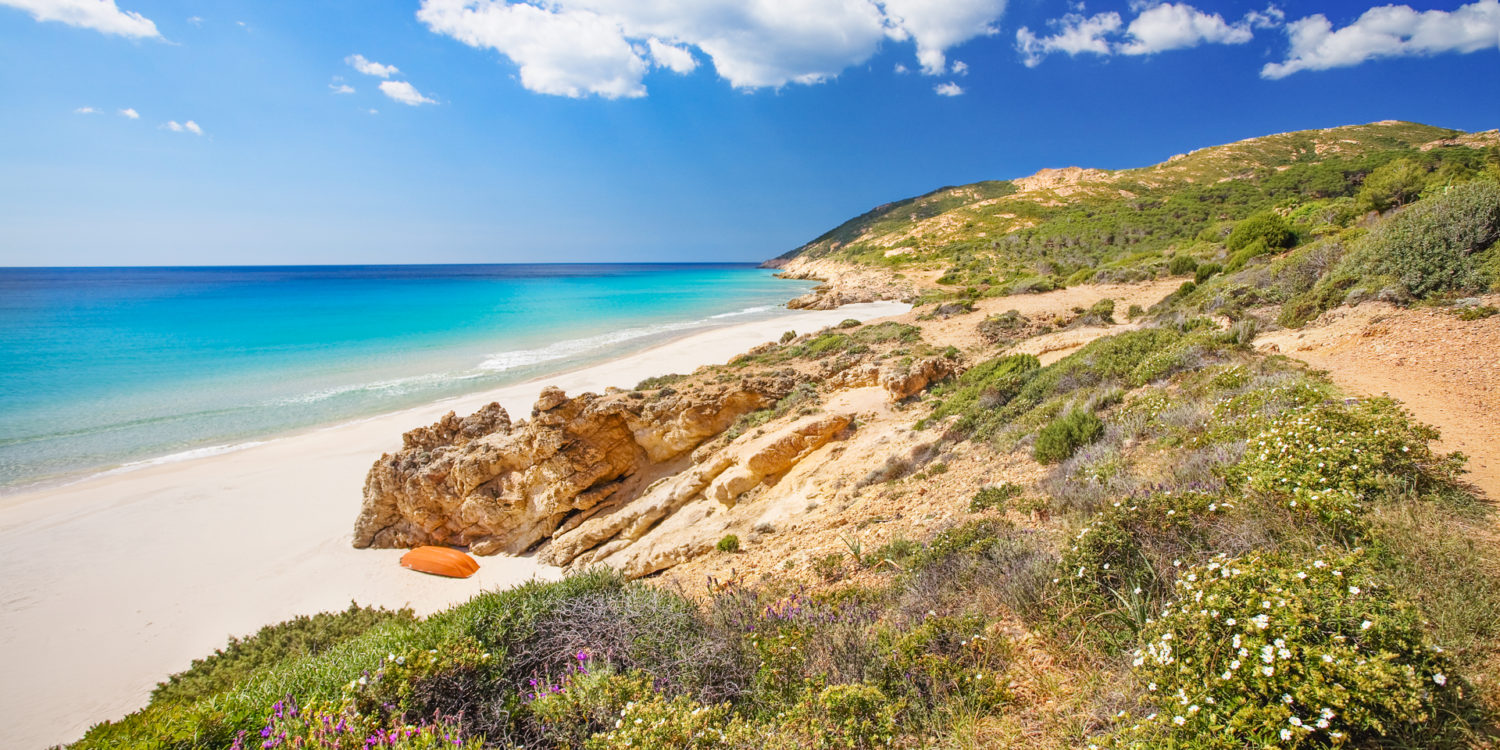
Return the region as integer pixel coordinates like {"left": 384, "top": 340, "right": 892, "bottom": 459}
{"left": 1105, "top": 552, "right": 1466, "bottom": 749}
{"left": 717, "top": 534, "right": 741, "bottom": 553}
{"left": 152, "top": 603, "right": 417, "bottom": 705}
{"left": 1194, "top": 262, "right": 1222, "bottom": 284}
{"left": 1034, "top": 408, "right": 1104, "bottom": 464}
{"left": 1168, "top": 254, "right": 1199, "bottom": 276}
{"left": 1226, "top": 211, "right": 1296, "bottom": 255}
{"left": 969, "top": 482, "right": 1022, "bottom": 512}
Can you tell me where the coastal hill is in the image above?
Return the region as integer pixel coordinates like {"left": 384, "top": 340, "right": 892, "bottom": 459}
{"left": 73, "top": 122, "right": 1500, "bottom": 749}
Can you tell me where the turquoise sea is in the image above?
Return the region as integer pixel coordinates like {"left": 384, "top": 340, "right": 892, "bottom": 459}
{"left": 0, "top": 264, "right": 815, "bottom": 491}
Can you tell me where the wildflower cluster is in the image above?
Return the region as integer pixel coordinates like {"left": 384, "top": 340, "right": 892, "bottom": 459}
{"left": 230, "top": 697, "right": 479, "bottom": 750}
{"left": 1106, "top": 552, "right": 1457, "bottom": 749}
{"left": 1228, "top": 397, "right": 1451, "bottom": 530}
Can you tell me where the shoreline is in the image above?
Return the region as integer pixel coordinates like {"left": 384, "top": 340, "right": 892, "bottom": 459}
{"left": 0, "top": 300, "right": 907, "bottom": 750}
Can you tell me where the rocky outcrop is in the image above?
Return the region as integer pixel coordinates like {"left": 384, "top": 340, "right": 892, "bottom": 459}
{"left": 544, "top": 413, "right": 852, "bottom": 575}
{"left": 825, "top": 356, "right": 956, "bottom": 401}
{"left": 353, "top": 374, "right": 794, "bottom": 556}
{"left": 776, "top": 257, "right": 916, "bottom": 310}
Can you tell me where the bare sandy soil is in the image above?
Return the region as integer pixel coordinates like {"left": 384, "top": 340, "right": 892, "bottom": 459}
{"left": 1257, "top": 296, "right": 1500, "bottom": 502}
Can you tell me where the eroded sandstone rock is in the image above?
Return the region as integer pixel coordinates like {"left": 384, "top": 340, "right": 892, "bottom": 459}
{"left": 352, "top": 374, "right": 793, "bottom": 556}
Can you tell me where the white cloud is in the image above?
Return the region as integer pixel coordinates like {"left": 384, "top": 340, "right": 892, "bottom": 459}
{"left": 346, "top": 53, "right": 400, "bottom": 78}
{"left": 894, "top": 62, "right": 909, "bottom": 73}
{"left": 934, "top": 81, "right": 964, "bottom": 95}
{"left": 186, "top": 15, "right": 201, "bottom": 25}
{"left": 1263, "top": 0, "right": 1500, "bottom": 78}
{"left": 0, "top": 0, "right": 159, "bottom": 38}
{"left": 330, "top": 83, "right": 356, "bottom": 94}
{"left": 416, "top": 0, "right": 1009, "bottom": 97}
{"left": 1018, "top": 2, "right": 1271, "bottom": 65}
{"left": 380, "top": 80, "right": 437, "bottom": 105}
{"left": 881, "top": 0, "right": 1007, "bottom": 75}
{"left": 163, "top": 120, "right": 203, "bottom": 134}
{"left": 74, "top": 106, "right": 99, "bottom": 114}
{"left": 951, "top": 59, "right": 969, "bottom": 74}
{"left": 1118, "top": 3, "right": 1254, "bottom": 55}
{"left": 369, "top": 108, "right": 379, "bottom": 115}
{"left": 1016, "top": 11, "right": 1121, "bottom": 66}
{"left": 119, "top": 107, "right": 139, "bottom": 118}
{"left": 646, "top": 37, "right": 697, "bottom": 73}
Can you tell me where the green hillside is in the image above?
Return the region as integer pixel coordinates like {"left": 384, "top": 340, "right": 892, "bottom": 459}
{"left": 778, "top": 121, "right": 1493, "bottom": 299}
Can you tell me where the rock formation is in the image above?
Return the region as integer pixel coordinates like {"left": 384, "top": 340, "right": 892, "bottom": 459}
{"left": 353, "top": 373, "right": 793, "bottom": 556}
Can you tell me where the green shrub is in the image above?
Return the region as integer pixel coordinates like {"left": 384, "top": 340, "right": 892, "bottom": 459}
{"left": 717, "top": 534, "right": 741, "bottom": 553}
{"left": 152, "top": 603, "right": 417, "bottom": 705}
{"left": 869, "top": 537, "right": 921, "bottom": 567}
{"left": 780, "top": 330, "right": 797, "bottom": 344}
{"left": 1226, "top": 211, "right": 1296, "bottom": 254}
{"left": 1356, "top": 179, "right": 1500, "bottom": 298}
{"left": 969, "top": 483, "right": 1023, "bottom": 512}
{"left": 1357, "top": 157, "right": 1430, "bottom": 213}
{"left": 781, "top": 683, "right": 904, "bottom": 749}
{"left": 976, "top": 309, "right": 1035, "bottom": 346}
{"left": 1168, "top": 255, "right": 1199, "bottom": 276}
{"left": 1227, "top": 397, "right": 1454, "bottom": 533}
{"left": 1080, "top": 298, "right": 1116, "bottom": 325}
{"left": 1106, "top": 552, "right": 1463, "bottom": 749}
{"left": 1454, "top": 304, "right": 1498, "bottom": 320}
{"left": 1034, "top": 408, "right": 1105, "bottom": 464}
{"left": 1126, "top": 304, "right": 1145, "bottom": 321}
{"left": 1194, "top": 262, "right": 1222, "bottom": 284}
{"left": 924, "top": 353, "right": 1040, "bottom": 433}
{"left": 837, "top": 318, "right": 862, "bottom": 329}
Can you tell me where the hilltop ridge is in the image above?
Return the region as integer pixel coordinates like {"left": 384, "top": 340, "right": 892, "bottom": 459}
{"left": 769, "top": 121, "right": 1494, "bottom": 306}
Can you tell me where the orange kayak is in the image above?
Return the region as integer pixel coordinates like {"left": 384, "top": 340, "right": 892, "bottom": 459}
{"left": 400, "top": 546, "right": 480, "bottom": 578}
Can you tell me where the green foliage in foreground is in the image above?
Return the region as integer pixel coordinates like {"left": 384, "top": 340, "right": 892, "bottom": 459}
{"left": 152, "top": 603, "right": 417, "bottom": 705}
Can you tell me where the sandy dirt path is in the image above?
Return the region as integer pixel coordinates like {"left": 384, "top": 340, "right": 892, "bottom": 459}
{"left": 1256, "top": 297, "right": 1500, "bottom": 501}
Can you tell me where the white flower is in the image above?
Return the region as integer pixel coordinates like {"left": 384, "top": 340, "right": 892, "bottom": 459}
{"left": 1263, "top": 665, "right": 1275, "bottom": 676}
{"left": 1349, "top": 586, "right": 1361, "bottom": 595}
{"left": 1173, "top": 715, "right": 1186, "bottom": 726}
{"left": 1361, "top": 620, "right": 1373, "bottom": 630}
{"left": 1280, "top": 728, "right": 1292, "bottom": 741}
{"left": 1434, "top": 673, "right": 1447, "bottom": 686}
{"left": 1289, "top": 716, "right": 1303, "bottom": 727}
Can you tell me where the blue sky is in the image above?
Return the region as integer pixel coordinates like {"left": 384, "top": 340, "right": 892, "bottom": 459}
{"left": 1, "top": 0, "right": 1497, "bottom": 266}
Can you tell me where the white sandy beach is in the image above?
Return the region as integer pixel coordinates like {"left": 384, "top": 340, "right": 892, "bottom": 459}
{"left": 0, "top": 301, "right": 907, "bottom": 750}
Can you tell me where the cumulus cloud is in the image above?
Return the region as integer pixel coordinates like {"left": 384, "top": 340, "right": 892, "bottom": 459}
{"left": 330, "top": 83, "right": 356, "bottom": 94}
{"left": 646, "top": 38, "right": 696, "bottom": 74}
{"left": 0, "top": 0, "right": 159, "bottom": 37}
{"left": 74, "top": 106, "right": 99, "bottom": 114}
{"left": 346, "top": 53, "right": 400, "bottom": 78}
{"left": 163, "top": 120, "right": 203, "bottom": 135}
{"left": 934, "top": 81, "right": 965, "bottom": 95}
{"left": 1018, "top": 2, "right": 1269, "bottom": 65}
{"left": 380, "top": 80, "right": 437, "bottom": 105}
{"left": 119, "top": 107, "right": 139, "bottom": 118}
{"left": 416, "top": 0, "right": 1008, "bottom": 97}
{"left": 1263, "top": 0, "right": 1500, "bottom": 78}
{"left": 1016, "top": 11, "right": 1121, "bottom": 66}
{"left": 881, "top": 0, "right": 1008, "bottom": 75}
{"left": 1118, "top": 3, "right": 1254, "bottom": 55}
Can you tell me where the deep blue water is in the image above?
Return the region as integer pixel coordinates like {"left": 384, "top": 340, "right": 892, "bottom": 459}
{"left": 0, "top": 264, "right": 814, "bottom": 490}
